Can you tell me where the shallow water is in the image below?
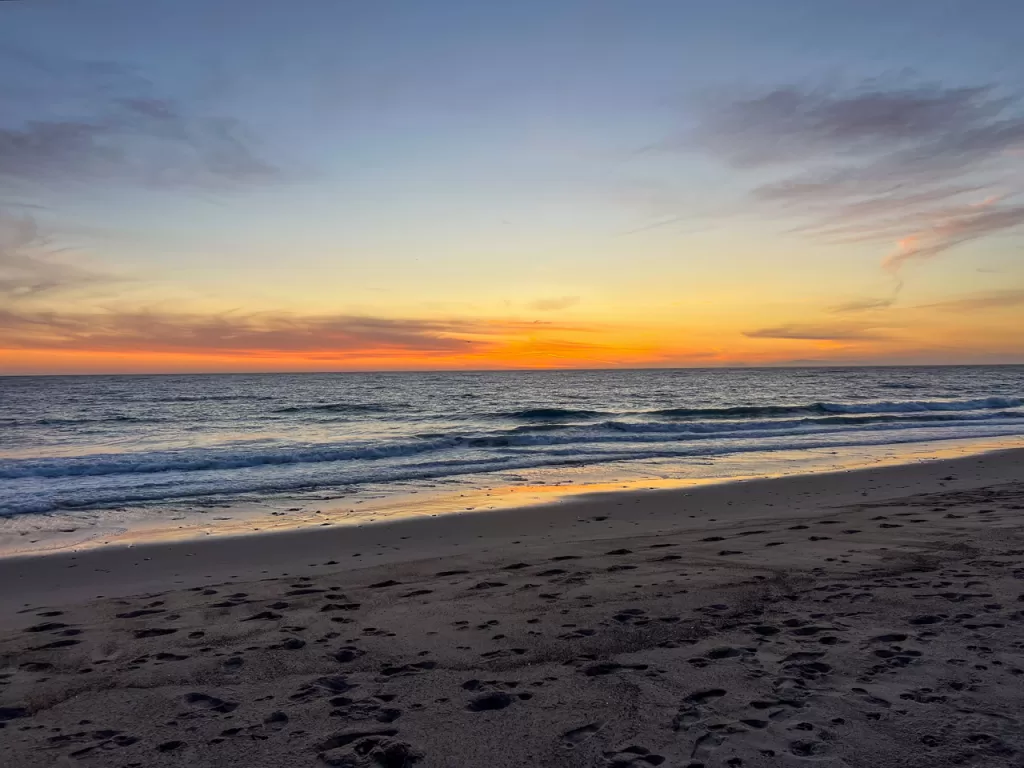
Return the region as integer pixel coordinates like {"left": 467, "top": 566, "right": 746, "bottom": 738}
{"left": 1, "top": 366, "right": 1022, "bottom": 548}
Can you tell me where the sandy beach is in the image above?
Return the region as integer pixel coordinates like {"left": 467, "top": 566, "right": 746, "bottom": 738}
{"left": 5, "top": 0, "right": 1024, "bottom": 763}
{"left": 1, "top": 448, "right": 1022, "bottom": 767}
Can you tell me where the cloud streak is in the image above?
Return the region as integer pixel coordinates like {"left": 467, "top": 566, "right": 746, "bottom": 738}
{"left": 0, "top": 211, "right": 109, "bottom": 299}
{"left": 694, "top": 84, "right": 1014, "bottom": 168}
{"left": 692, "top": 79, "right": 1024, "bottom": 278}
{"left": 917, "top": 289, "right": 1024, "bottom": 312}
{"left": 828, "top": 280, "right": 904, "bottom": 314}
{"left": 743, "top": 322, "right": 891, "bottom": 341}
{"left": 881, "top": 200, "right": 1024, "bottom": 274}
{"left": 829, "top": 296, "right": 898, "bottom": 313}
{"left": 527, "top": 296, "right": 580, "bottom": 311}
{"left": 0, "top": 307, "right": 602, "bottom": 359}
{"left": 0, "top": 52, "right": 280, "bottom": 192}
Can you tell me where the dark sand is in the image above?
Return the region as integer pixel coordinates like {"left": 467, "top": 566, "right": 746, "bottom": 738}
{"left": 1, "top": 448, "right": 1023, "bottom": 767}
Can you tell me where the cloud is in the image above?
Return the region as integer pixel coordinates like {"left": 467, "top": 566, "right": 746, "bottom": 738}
{"left": 0, "top": 308, "right": 598, "bottom": 358}
{"left": 828, "top": 280, "right": 904, "bottom": 313}
{"left": 0, "top": 211, "right": 108, "bottom": 299}
{"left": 829, "top": 296, "right": 897, "bottom": 313}
{"left": 691, "top": 79, "right": 1024, "bottom": 276}
{"left": 917, "top": 289, "right": 1024, "bottom": 312}
{"left": 693, "top": 84, "right": 1012, "bottom": 167}
{"left": 880, "top": 200, "right": 1024, "bottom": 273}
{"left": 743, "top": 322, "right": 890, "bottom": 341}
{"left": 0, "top": 52, "right": 279, "bottom": 192}
{"left": 527, "top": 296, "right": 580, "bottom": 311}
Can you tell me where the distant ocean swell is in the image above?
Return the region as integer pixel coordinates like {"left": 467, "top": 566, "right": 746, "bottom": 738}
{"left": 232, "top": 397, "right": 1024, "bottom": 423}
{"left": 157, "top": 394, "right": 272, "bottom": 403}
{"left": 0, "top": 415, "right": 168, "bottom": 428}
{"left": 497, "top": 396, "right": 1023, "bottom": 421}
{"left": 273, "top": 402, "right": 403, "bottom": 414}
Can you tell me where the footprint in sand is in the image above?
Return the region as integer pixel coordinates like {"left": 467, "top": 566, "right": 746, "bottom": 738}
{"left": 563, "top": 721, "right": 603, "bottom": 744}
{"left": 466, "top": 692, "right": 517, "bottom": 711}
{"left": 30, "top": 638, "right": 81, "bottom": 650}
{"left": 182, "top": 692, "right": 238, "bottom": 714}
{"left": 116, "top": 608, "right": 165, "bottom": 618}
{"left": 316, "top": 731, "right": 422, "bottom": 767}
{"left": 581, "top": 661, "right": 649, "bottom": 676}
{"left": 268, "top": 637, "right": 305, "bottom": 650}
{"left": 24, "top": 622, "right": 70, "bottom": 632}
{"left": 602, "top": 745, "right": 666, "bottom": 765}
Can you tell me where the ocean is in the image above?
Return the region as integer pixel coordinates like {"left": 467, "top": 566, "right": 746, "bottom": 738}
{"left": 1, "top": 366, "right": 1023, "bottom": 550}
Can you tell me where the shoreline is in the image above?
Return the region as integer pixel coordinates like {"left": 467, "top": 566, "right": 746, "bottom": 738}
{"left": 2, "top": 443, "right": 1021, "bottom": 623}
{"left": 3, "top": 432, "right": 1022, "bottom": 561}
{"left": 1, "top": 442, "right": 1022, "bottom": 766}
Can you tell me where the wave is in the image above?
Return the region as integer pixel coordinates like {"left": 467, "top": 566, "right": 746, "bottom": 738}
{"left": 509, "top": 423, "right": 576, "bottom": 432}
{"left": 158, "top": 394, "right": 271, "bottom": 403}
{"left": 4, "top": 407, "right": 1022, "bottom": 481}
{"left": 493, "top": 407, "right": 605, "bottom": 420}
{"left": 819, "top": 396, "right": 1022, "bottom": 414}
{"left": 599, "top": 411, "right": 1024, "bottom": 434}
{"left": 273, "top": 402, "right": 402, "bottom": 415}
{"left": 0, "top": 415, "right": 167, "bottom": 428}
{"left": 0, "top": 437, "right": 458, "bottom": 480}
{"left": 652, "top": 404, "right": 822, "bottom": 418}
{"left": 465, "top": 412, "right": 1024, "bottom": 445}
{"left": 6, "top": 422, "right": 1024, "bottom": 516}
{"left": 877, "top": 383, "right": 927, "bottom": 390}
{"left": 649, "top": 396, "right": 1021, "bottom": 419}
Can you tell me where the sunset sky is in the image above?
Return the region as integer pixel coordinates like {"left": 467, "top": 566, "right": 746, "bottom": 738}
{"left": 2, "top": 0, "right": 1023, "bottom": 374}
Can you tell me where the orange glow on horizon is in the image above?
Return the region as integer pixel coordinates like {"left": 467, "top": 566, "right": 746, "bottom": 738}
{"left": 0, "top": 340, "right": 678, "bottom": 374}
{"left": 3, "top": 304, "right": 1022, "bottom": 374}
{"left": 5, "top": 334, "right": 1013, "bottom": 375}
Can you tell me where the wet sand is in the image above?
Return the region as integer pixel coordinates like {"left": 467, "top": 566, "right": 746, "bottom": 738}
{"left": 1, "top": 448, "right": 1022, "bottom": 767}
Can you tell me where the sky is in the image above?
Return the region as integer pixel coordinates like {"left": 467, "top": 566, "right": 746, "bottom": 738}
{"left": 1, "top": 0, "right": 1023, "bottom": 374}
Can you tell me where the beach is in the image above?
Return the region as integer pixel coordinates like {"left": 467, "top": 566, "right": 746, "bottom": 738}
{"left": 1, "top": 447, "right": 1022, "bottom": 767}
{"left": 5, "top": 1, "right": 1024, "bottom": 764}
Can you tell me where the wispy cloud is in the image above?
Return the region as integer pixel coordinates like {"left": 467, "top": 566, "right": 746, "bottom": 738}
{"left": 917, "top": 289, "right": 1024, "bottom": 312}
{"left": 691, "top": 79, "right": 1024, "bottom": 278}
{"left": 0, "top": 50, "right": 280, "bottom": 319}
{"left": 693, "top": 83, "right": 1014, "bottom": 168}
{"left": 828, "top": 280, "right": 904, "bottom": 313}
{"left": 0, "top": 211, "right": 109, "bottom": 299}
{"left": 0, "top": 308, "right": 600, "bottom": 359}
{"left": 0, "top": 51, "right": 280, "bottom": 193}
{"left": 829, "top": 296, "right": 898, "bottom": 313}
{"left": 527, "top": 296, "right": 580, "bottom": 311}
{"left": 880, "top": 200, "right": 1024, "bottom": 274}
{"left": 743, "top": 322, "right": 891, "bottom": 341}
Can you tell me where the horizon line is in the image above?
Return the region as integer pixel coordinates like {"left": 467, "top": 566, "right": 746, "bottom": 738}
{"left": 3, "top": 362, "right": 1023, "bottom": 378}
